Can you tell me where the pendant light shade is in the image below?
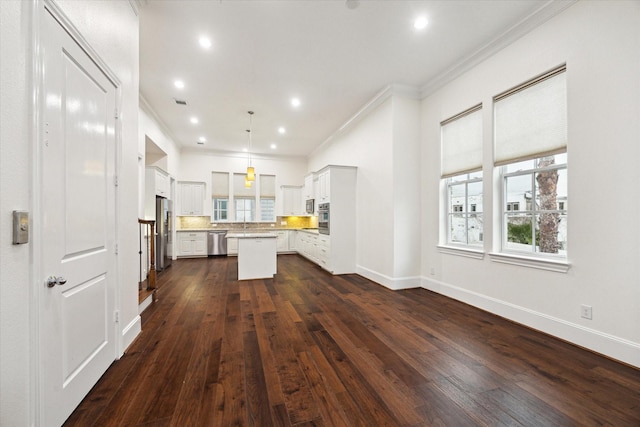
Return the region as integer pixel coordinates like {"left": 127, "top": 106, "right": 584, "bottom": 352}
{"left": 246, "top": 166, "right": 255, "bottom": 181}
{"left": 244, "top": 177, "right": 252, "bottom": 188}
{"left": 246, "top": 111, "right": 255, "bottom": 182}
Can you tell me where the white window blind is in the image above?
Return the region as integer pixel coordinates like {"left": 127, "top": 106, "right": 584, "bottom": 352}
{"left": 260, "top": 174, "right": 276, "bottom": 198}
{"left": 233, "top": 173, "right": 255, "bottom": 198}
{"left": 441, "top": 104, "right": 483, "bottom": 177}
{"left": 211, "top": 172, "right": 229, "bottom": 198}
{"left": 494, "top": 67, "right": 567, "bottom": 166}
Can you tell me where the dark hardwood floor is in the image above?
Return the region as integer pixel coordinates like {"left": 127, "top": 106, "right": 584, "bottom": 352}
{"left": 65, "top": 255, "right": 640, "bottom": 426}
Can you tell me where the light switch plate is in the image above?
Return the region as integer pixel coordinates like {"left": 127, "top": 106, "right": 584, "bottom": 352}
{"left": 12, "top": 210, "right": 29, "bottom": 244}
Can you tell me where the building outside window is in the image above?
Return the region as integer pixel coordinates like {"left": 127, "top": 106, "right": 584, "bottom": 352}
{"left": 441, "top": 104, "right": 483, "bottom": 248}
{"left": 494, "top": 65, "right": 567, "bottom": 257}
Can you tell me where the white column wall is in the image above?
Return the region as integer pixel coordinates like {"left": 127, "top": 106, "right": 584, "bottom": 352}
{"left": 421, "top": 1, "right": 640, "bottom": 367}
{"left": 139, "top": 104, "right": 182, "bottom": 178}
{"left": 0, "top": 1, "right": 33, "bottom": 425}
{"left": 310, "top": 98, "right": 397, "bottom": 282}
{"left": 392, "top": 96, "right": 421, "bottom": 284}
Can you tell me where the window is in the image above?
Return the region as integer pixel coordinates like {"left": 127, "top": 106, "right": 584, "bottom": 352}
{"left": 259, "top": 174, "right": 276, "bottom": 222}
{"left": 441, "top": 104, "right": 483, "bottom": 248}
{"left": 235, "top": 198, "right": 255, "bottom": 222}
{"left": 233, "top": 173, "right": 256, "bottom": 221}
{"left": 495, "top": 66, "right": 567, "bottom": 257}
{"left": 260, "top": 199, "right": 275, "bottom": 221}
{"left": 211, "top": 171, "right": 229, "bottom": 222}
{"left": 503, "top": 154, "right": 567, "bottom": 255}
{"left": 447, "top": 172, "right": 483, "bottom": 246}
{"left": 213, "top": 198, "right": 228, "bottom": 221}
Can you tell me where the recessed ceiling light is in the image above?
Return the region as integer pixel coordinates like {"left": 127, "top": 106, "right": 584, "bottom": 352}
{"left": 198, "top": 137, "right": 206, "bottom": 143}
{"left": 190, "top": 117, "right": 199, "bottom": 124}
{"left": 174, "top": 80, "right": 185, "bottom": 89}
{"left": 270, "top": 144, "right": 277, "bottom": 149}
{"left": 242, "top": 148, "right": 248, "bottom": 152}
{"left": 199, "top": 36, "right": 212, "bottom": 49}
{"left": 291, "top": 97, "right": 301, "bottom": 108}
{"left": 278, "top": 127, "right": 286, "bottom": 134}
{"left": 414, "top": 16, "right": 428, "bottom": 30}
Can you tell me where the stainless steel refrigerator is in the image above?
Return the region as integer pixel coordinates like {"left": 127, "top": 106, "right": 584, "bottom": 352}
{"left": 156, "top": 196, "right": 173, "bottom": 271}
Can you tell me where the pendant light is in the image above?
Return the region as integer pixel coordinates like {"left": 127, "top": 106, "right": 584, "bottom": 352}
{"left": 246, "top": 111, "right": 255, "bottom": 183}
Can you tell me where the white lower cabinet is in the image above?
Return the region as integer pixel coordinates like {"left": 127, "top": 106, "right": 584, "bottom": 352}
{"left": 275, "top": 230, "right": 289, "bottom": 252}
{"left": 288, "top": 230, "right": 297, "bottom": 251}
{"left": 177, "top": 232, "right": 207, "bottom": 257}
{"left": 227, "top": 237, "right": 238, "bottom": 256}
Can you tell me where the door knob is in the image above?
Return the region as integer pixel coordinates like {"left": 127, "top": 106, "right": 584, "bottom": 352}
{"left": 46, "top": 276, "right": 67, "bottom": 288}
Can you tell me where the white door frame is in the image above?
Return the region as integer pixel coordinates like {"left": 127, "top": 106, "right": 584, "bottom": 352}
{"left": 31, "top": 1, "right": 123, "bottom": 424}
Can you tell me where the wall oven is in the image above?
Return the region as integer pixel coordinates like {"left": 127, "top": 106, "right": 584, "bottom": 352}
{"left": 318, "top": 203, "right": 330, "bottom": 235}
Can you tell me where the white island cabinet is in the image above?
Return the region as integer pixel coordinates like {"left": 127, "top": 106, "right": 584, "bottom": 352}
{"left": 227, "top": 232, "right": 277, "bottom": 280}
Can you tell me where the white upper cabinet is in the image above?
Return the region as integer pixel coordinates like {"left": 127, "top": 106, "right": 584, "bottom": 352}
{"left": 317, "top": 169, "right": 331, "bottom": 203}
{"left": 303, "top": 173, "right": 315, "bottom": 201}
{"left": 178, "top": 182, "right": 205, "bottom": 216}
{"left": 281, "top": 185, "right": 304, "bottom": 216}
{"left": 146, "top": 167, "right": 169, "bottom": 198}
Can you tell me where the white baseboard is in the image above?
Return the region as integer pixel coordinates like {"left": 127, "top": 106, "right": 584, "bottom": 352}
{"left": 421, "top": 276, "right": 640, "bottom": 368}
{"left": 120, "top": 315, "right": 141, "bottom": 356}
{"left": 356, "top": 265, "right": 421, "bottom": 290}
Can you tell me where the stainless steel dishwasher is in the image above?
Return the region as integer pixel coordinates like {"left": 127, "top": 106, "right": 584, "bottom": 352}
{"left": 207, "top": 231, "right": 228, "bottom": 256}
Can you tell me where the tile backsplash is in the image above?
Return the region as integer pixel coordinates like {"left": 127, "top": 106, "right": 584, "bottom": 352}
{"left": 177, "top": 216, "right": 317, "bottom": 230}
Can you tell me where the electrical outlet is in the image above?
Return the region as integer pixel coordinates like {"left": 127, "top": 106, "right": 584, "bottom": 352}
{"left": 430, "top": 267, "right": 435, "bottom": 276}
{"left": 580, "top": 304, "right": 592, "bottom": 320}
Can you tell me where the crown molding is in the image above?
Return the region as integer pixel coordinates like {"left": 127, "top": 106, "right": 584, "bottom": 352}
{"left": 181, "top": 146, "right": 307, "bottom": 162}
{"left": 139, "top": 94, "right": 183, "bottom": 146}
{"left": 420, "top": 0, "right": 577, "bottom": 98}
{"left": 311, "top": 83, "right": 420, "bottom": 158}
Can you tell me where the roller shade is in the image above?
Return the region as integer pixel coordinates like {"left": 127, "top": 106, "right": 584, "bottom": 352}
{"left": 494, "top": 66, "right": 567, "bottom": 166}
{"left": 211, "top": 172, "right": 229, "bottom": 198}
{"left": 260, "top": 174, "right": 276, "bottom": 198}
{"left": 441, "top": 104, "right": 483, "bottom": 177}
{"left": 233, "top": 173, "right": 255, "bottom": 198}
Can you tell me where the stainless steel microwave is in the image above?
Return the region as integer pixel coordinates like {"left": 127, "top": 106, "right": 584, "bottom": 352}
{"left": 306, "top": 199, "right": 314, "bottom": 214}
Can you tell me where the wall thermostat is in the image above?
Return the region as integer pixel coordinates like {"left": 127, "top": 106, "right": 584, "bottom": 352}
{"left": 12, "top": 211, "right": 29, "bottom": 244}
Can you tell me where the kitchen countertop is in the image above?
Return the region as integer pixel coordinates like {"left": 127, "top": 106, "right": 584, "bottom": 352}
{"left": 177, "top": 228, "right": 318, "bottom": 233}
{"left": 226, "top": 232, "right": 277, "bottom": 238}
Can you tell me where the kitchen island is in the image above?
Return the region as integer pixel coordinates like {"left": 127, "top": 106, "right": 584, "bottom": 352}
{"left": 226, "top": 232, "right": 277, "bottom": 280}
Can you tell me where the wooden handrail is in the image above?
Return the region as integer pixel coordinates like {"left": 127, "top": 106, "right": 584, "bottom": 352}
{"left": 138, "top": 219, "right": 157, "bottom": 290}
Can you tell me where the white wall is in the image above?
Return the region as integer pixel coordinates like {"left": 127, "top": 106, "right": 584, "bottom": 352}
{"left": 0, "top": 1, "right": 140, "bottom": 425}
{"left": 139, "top": 102, "right": 182, "bottom": 178}
{"left": 421, "top": 1, "right": 640, "bottom": 367}
{"left": 179, "top": 150, "right": 308, "bottom": 217}
{"left": 0, "top": 2, "right": 33, "bottom": 424}
{"left": 309, "top": 90, "right": 422, "bottom": 287}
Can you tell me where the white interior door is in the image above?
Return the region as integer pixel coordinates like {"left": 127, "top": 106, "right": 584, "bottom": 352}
{"left": 40, "top": 8, "right": 117, "bottom": 426}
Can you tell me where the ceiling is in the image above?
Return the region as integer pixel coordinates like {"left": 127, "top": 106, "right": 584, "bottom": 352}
{"left": 139, "top": 0, "right": 563, "bottom": 159}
